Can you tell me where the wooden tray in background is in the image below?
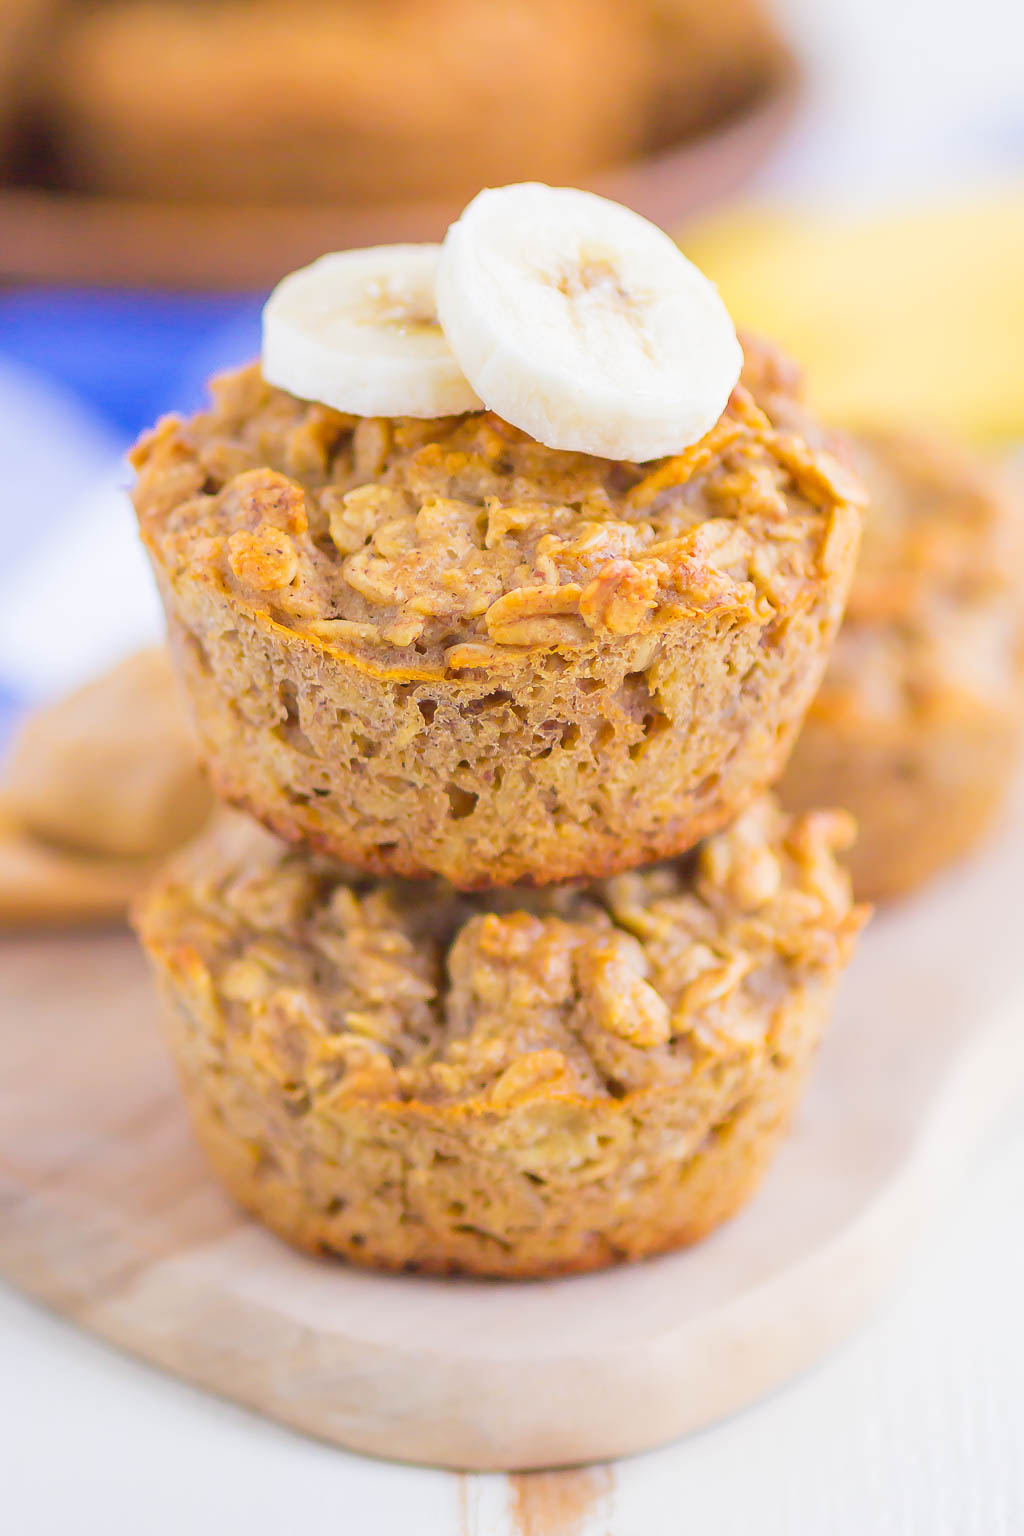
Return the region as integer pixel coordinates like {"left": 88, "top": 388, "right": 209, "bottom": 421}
{"left": 0, "top": 60, "right": 799, "bottom": 290}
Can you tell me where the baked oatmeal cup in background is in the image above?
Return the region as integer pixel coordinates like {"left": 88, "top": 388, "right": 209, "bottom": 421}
{"left": 740, "top": 339, "right": 1024, "bottom": 901}
{"left": 132, "top": 187, "right": 863, "bottom": 889}
{"left": 0, "top": 650, "right": 214, "bottom": 929}
{"left": 0, "top": 0, "right": 55, "bottom": 174}
{"left": 34, "top": 0, "right": 784, "bottom": 207}
{"left": 135, "top": 795, "right": 867, "bottom": 1277}
{"left": 41, "top": 0, "right": 651, "bottom": 205}
{"left": 779, "top": 430, "right": 1024, "bottom": 901}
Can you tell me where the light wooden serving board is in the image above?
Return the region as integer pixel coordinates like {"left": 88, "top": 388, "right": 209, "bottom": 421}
{"left": 2, "top": 790, "right": 1023, "bottom": 1472}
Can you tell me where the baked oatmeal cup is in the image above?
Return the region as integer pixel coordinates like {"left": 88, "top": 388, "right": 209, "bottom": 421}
{"left": 135, "top": 795, "right": 867, "bottom": 1277}
{"left": 0, "top": 0, "right": 55, "bottom": 172}
{"left": 43, "top": 0, "right": 649, "bottom": 205}
{"left": 131, "top": 338, "right": 862, "bottom": 888}
{"left": 779, "top": 429, "right": 1024, "bottom": 901}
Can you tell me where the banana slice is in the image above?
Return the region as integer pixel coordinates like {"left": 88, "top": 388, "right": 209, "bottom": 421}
{"left": 436, "top": 183, "right": 742, "bottom": 461}
{"left": 262, "top": 244, "right": 483, "bottom": 419}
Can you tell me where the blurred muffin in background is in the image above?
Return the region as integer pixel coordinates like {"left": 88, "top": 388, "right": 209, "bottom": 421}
{"left": 5, "top": 648, "right": 212, "bottom": 861}
{"left": 645, "top": 0, "right": 789, "bottom": 146}
{"left": 779, "top": 431, "right": 1024, "bottom": 902}
{"left": 1, "top": 649, "right": 215, "bottom": 928}
{"left": 0, "top": 0, "right": 56, "bottom": 173}
{"left": 42, "top": 0, "right": 652, "bottom": 204}
{"left": 36, "top": 0, "right": 788, "bottom": 207}
{"left": 741, "top": 338, "right": 1024, "bottom": 902}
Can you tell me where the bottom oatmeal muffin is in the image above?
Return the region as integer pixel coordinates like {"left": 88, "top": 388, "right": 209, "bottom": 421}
{"left": 780, "top": 430, "right": 1024, "bottom": 902}
{"left": 135, "top": 798, "right": 867, "bottom": 1277}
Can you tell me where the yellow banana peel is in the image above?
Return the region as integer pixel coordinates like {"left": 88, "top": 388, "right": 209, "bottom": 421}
{"left": 682, "top": 196, "right": 1024, "bottom": 443}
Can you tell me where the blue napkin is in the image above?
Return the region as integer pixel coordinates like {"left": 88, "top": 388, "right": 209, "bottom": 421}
{"left": 0, "top": 288, "right": 265, "bottom": 440}
{"left": 0, "top": 288, "right": 270, "bottom": 746}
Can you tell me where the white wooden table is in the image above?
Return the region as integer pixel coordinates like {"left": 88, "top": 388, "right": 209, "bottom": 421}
{"left": 3, "top": 1108, "right": 1023, "bottom": 1536}
{"left": 2, "top": 0, "right": 1023, "bottom": 1528}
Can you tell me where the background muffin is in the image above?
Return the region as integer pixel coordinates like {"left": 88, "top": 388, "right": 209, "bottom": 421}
{"left": 31, "top": 0, "right": 786, "bottom": 208}
{"left": 779, "top": 430, "right": 1024, "bottom": 901}
{"left": 135, "top": 796, "right": 867, "bottom": 1277}
{"left": 4, "top": 647, "right": 212, "bottom": 862}
{"left": 0, "top": 0, "right": 56, "bottom": 174}
{"left": 42, "top": 0, "right": 651, "bottom": 205}
{"left": 0, "top": 649, "right": 215, "bottom": 927}
{"left": 646, "top": 0, "right": 788, "bottom": 147}
{"left": 132, "top": 343, "right": 862, "bottom": 888}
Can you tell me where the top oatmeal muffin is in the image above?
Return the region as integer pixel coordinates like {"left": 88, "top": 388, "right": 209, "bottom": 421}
{"left": 132, "top": 337, "right": 862, "bottom": 888}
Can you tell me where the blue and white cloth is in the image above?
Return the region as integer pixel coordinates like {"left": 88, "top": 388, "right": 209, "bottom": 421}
{"left": 0, "top": 290, "right": 265, "bottom": 746}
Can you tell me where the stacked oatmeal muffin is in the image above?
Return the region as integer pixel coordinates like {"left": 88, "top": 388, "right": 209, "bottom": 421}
{"left": 133, "top": 185, "right": 869, "bottom": 1276}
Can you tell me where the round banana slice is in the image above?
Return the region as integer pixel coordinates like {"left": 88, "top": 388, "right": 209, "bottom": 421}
{"left": 262, "top": 245, "right": 483, "bottom": 419}
{"left": 436, "top": 184, "right": 743, "bottom": 461}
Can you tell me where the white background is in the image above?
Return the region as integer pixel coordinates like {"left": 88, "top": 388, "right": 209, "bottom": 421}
{"left": 2, "top": 0, "right": 1023, "bottom": 1530}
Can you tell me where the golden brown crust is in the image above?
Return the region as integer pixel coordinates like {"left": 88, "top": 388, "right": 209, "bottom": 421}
{"left": 778, "top": 429, "right": 1024, "bottom": 901}
{"left": 133, "top": 348, "right": 862, "bottom": 888}
{"left": 203, "top": 757, "right": 759, "bottom": 890}
{"left": 176, "top": 1061, "right": 812, "bottom": 1276}
{"left": 135, "top": 798, "right": 867, "bottom": 1276}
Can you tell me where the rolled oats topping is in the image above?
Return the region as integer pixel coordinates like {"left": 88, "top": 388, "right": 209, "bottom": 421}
{"left": 132, "top": 353, "right": 862, "bottom": 668}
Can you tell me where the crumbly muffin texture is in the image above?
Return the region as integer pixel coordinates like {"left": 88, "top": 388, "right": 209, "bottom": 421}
{"left": 136, "top": 797, "right": 866, "bottom": 1275}
{"left": 780, "top": 428, "right": 1024, "bottom": 900}
{"left": 132, "top": 346, "right": 862, "bottom": 887}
